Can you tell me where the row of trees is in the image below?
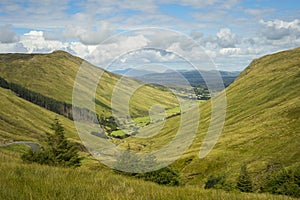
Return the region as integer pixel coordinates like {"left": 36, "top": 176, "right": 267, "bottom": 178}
{"left": 0, "top": 76, "right": 98, "bottom": 123}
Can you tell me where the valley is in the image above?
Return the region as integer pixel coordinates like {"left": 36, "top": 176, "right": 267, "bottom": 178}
{"left": 0, "top": 47, "right": 299, "bottom": 199}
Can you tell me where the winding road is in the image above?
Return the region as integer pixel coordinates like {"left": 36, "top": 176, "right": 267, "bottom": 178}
{"left": 0, "top": 141, "right": 40, "bottom": 152}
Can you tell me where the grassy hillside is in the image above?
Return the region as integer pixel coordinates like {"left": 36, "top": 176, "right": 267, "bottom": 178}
{"left": 0, "top": 87, "right": 79, "bottom": 142}
{"left": 186, "top": 47, "right": 300, "bottom": 181}
{"left": 0, "top": 149, "right": 296, "bottom": 200}
{"left": 0, "top": 50, "right": 180, "bottom": 143}
{"left": 123, "top": 47, "right": 300, "bottom": 188}
{"left": 0, "top": 51, "right": 178, "bottom": 118}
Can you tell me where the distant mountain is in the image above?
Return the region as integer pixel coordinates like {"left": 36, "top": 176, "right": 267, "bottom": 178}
{"left": 112, "top": 68, "right": 160, "bottom": 77}
{"left": 133, "top": 70, "right": 240, "bottom": 88}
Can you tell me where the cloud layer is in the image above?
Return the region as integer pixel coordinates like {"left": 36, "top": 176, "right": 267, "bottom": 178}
{"left": 0, "top": 1, "right": 299, "bottom": 71}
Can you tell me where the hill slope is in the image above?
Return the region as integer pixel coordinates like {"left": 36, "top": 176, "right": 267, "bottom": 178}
{"left": 183, "top": 47, "right": 300, "bottom": 183}
{"left": 0, "top": 51, "right": 180, "bottom": 143}
{"left": 0, "top": 51, "right": 179, "bottom": 118}
{"left": 123, "top": 47, "right": 300, "bottom": 187}
{"left": 0, "top": 87, "right": 79, "bottom": 142}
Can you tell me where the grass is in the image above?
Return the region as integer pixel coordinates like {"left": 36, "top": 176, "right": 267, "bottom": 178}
{"left": 0, "top": 149, "right": 296, "bottom": 200}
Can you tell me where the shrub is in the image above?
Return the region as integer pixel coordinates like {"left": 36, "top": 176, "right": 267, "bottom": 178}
{"left": 114, "top": 150, "right": 180, "bottom": 186}
{"left": 261, "top": 165, "right": 300, "bottom": 198}
{"left": 205, "top": 175, "right": 226, "bottom": 189}
{"left": 137, "top": 167, "right": 180, "bottom": 186}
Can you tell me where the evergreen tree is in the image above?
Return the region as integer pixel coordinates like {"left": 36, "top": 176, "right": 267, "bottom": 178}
{"left": 236, "top": 164, "right": 253, "bottom": 192}
{"left": 22, "top": 118, "right": 81, "bottom": 167}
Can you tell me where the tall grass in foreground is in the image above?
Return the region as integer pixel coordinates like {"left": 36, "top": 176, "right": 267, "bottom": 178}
{"left": 0, "top": 151, "right": 296, "bottom": 200}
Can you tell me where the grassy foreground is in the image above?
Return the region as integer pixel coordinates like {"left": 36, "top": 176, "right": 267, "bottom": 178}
{"left": 0, "top": 149, "right": 295, "bottom": 200}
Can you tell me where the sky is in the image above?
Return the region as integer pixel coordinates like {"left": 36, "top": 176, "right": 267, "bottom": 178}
{"left": 0, "top": 0, "right": 300, "bottom": 71}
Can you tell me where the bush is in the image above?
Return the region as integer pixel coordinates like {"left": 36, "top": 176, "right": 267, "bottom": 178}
{"left": 204, "top": 174, "right": 234, "bottom": 191}
{"left": 261, "top": 165, "right": 300, "bottom": 198}
{"left": 205, "top": 175, "right": 226, "bottom": 189}
{"left": 114, "top": 149, "right": 180, "bottom": 186}
{"left": 137, "top": 167, "right": 180, "bottom": 186}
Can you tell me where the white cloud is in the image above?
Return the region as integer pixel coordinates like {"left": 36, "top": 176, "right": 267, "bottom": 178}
{"left": 215, "top": 28, "right": 238, "bottom": 48}
{"left": 160, "top": 0, "right": 238, "bottom": 9}
{"left": 4, "top": 30, "right": 91, "bottom": 57}
{"left": 20, "top": 31, "right": 65, "bottom": 53}
{"left": 190, "top": 30, "right": 204, "bottom": 40}
{"left": 0, "top": 42, "right": 27, "bottom": 53}
{"left": 244, "top": 8, "right": 274, "bottom": 16}
{"left": 218, "top": 0, "right": 240, "bottom": 9}
{"left": 79, "top": 23, "right": 115, "bottom": 45}
{"left": 260, "top": 19, "right": 300, "bottom": 40}
{"left": 219, "top": 47, "right": 241, "bottom": 55}
{"left": 0, "top": 0, "right": 69, "bottom": 29}
{"left": 0, "top": 24, "right": 19, "bottom": 43}
{"left": 88, "top": 34, "right": 150, "bottom": 67}
{"left": 61, "top": 18, "right": 115, "bottom": 45}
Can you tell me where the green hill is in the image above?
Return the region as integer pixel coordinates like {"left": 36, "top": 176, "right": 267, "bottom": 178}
{"left": 0, "top": 87, "right": 79, "bottom": 142}
{"left": 123, "top": 47, "right": 300, "bottom": 188}
{"left": 0, "top": 51, "right": 178, "bottom": 118}
{"left": 0, "top": 51, "right": 180, "bottom": 141}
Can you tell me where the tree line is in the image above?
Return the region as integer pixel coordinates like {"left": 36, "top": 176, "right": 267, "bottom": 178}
{"left": 0, "top": 76, "right": 98, "bottom": 123}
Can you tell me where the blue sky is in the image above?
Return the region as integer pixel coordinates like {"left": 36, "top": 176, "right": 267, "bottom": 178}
{"left": 0, "top": 0, "right": 300, "bottom": 71}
